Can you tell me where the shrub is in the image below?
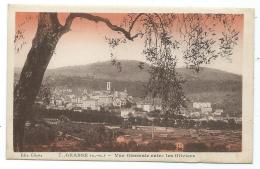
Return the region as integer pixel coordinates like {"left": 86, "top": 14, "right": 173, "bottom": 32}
{"left": 24, "top": 124, "right": 56, "bottom": 145}
{"left": 184, "top": 142, "right": 209, "bottom": 152}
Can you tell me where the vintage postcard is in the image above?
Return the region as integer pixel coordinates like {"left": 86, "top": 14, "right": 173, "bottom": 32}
{"left": 7, "top": 5, "right": 254, "bottom": 163}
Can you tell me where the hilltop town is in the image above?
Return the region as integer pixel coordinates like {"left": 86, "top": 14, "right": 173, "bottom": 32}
{"left": 35, "top": 81, "right": 241, "bottom": 124}
{"left": 16, "top": 61, "right": 242, "bottom": 152}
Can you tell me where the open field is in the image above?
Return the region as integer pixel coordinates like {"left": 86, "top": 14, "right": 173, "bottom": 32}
{"left": 23, "top": 120, "right": 241, "bottom": 152}
{"left": 117, "top": 126, "right": 241, "bottom": 152}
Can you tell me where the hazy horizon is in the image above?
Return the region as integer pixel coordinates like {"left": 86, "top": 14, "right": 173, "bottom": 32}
{"left": 14, "top": 58, "right": 243, "bottom": 76}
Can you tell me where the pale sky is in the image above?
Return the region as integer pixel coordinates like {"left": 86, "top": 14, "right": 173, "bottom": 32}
{"left": 14, "top": 13, "right": 243, "bottom": 75}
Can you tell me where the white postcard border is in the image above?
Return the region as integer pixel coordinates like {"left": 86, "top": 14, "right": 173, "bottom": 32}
{"left": 6, "top": 5, "right": 254, "bottom": 163}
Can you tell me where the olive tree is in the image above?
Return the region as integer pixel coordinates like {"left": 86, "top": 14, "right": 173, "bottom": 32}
{"left": 14, "top": 12, "right": 240, "bottom": 151}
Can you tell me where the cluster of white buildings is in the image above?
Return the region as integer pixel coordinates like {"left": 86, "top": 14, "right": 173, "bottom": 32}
{"left": 44, "top": 81, "right": 240, "bottom": 123}
{"left": 136, "top": 98, "right": 162, "bottom": 112}
{"left": 191, "top": 102, "right": 225, "bottom": 121}
{"left": 120, "top": 98, "right": 162, "bottom": 119}
{"left": 189, "top": 102, "right": 214, "bottom": 118}
{"left": 179, "top": 102, "right": 241, "bottom": 122}
{"left": 47, "top": 82, "right": 133, "bottom": 111}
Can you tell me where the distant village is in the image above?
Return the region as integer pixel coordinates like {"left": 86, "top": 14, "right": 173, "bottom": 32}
{"left": 35, "top": 82, "right": 241, "bottom": 124}
{"left": 26, "top": 81, "right": 243, "bottom": 152}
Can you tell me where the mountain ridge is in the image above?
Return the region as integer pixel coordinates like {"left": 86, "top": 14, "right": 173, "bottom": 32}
{"left": 15, "top": 60, "right": 241, "bottom": 83}
{"left": 14, "top": 60, "right": 242, "bottom": 114}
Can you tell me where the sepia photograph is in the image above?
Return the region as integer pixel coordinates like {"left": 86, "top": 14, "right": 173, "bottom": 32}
{"left": 6, "top": 5, "right": 254, "bottom": 163}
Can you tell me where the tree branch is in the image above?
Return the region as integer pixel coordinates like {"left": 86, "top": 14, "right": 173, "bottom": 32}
{"left": 154, "top": 13, "right": 166, "bottom": 33}
{"left": 128, "top": 13, "right": 144, "bottom": 33}
{"left": 61, "top": 13, "right": 142, "bottom": 41}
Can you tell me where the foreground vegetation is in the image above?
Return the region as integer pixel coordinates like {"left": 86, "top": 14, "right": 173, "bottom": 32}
{"left": 23, "top": 120, "right": 241, "bottom": 152}
{"left": 30, "top": 106, "right": 241, "bottom": 130}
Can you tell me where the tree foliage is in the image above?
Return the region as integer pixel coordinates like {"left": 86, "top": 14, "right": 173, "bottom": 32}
{"left": 14, "top": 12, "right": 241, "bottom": 151}
{"left": 105, "top": 13, "right": 240, "bottom": 115}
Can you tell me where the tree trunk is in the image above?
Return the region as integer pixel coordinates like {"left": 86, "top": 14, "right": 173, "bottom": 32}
{"left": 13, "top": 13, "right": 63, "bottom": 151}
{"left": 13, "top": 12, "right": 137, "bottom": 152}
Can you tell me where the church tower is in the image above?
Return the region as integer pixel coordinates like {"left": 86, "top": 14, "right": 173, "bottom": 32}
{"left": 106, "top": 82, "right": 111, "bottom": 91}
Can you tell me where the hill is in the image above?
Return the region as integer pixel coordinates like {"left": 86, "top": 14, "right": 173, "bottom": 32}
{"left": 46, "top": 60, "right": 151, "bottom": 82}
{"left": 14, "top": 60, "right": 242, "bottom": 115}
{"left": 15, "top": 60, "right": 241, "bottom": 83}
{"left": 42, "top": 60, "right": 241, "bottom": 83}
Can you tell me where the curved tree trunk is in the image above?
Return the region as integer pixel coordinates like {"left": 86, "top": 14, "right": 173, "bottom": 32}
{"left": 13, "top": 12, "right": 137, "bottom": 152}
{"left": 13, "top": 13, "right": 64, "bottom": 151}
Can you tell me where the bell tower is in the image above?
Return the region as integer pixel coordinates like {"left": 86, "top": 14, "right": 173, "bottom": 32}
{"left": 106, "top": 82, "right": 111, "bottom": 91}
